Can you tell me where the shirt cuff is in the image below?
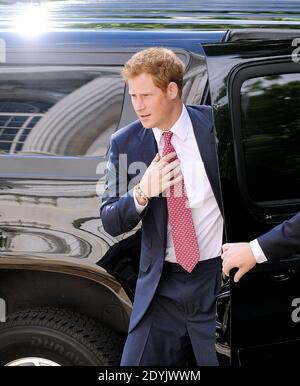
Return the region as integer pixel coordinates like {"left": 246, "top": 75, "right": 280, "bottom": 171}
{"left": 133, "top": 186, "right": 148, "bottom": 214}
{"left": 250, "top": 239, "right": 268, "bottom": 263}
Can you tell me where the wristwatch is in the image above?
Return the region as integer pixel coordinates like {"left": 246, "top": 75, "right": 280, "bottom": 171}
{"left": 135, "top": 183, "right": 149, "bottom": 205}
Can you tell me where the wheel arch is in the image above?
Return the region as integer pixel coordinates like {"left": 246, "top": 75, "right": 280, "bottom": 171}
{"left": 0, "top": 260, "right": 132, "bottom": 333}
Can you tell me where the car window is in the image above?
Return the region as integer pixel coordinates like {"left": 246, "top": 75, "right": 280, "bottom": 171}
{"left": 0, "top": 66, "right": 125, "bottom": 157}
{"left": 240, "top": 73, "right": 300, "bottom": 202}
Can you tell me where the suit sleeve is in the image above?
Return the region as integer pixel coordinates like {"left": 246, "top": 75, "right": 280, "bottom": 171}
{"left": 100, "top": 136, "right": 148, "bottom": 236}
{"left": 257, "top": 212, "right": 300, "bottom": 261}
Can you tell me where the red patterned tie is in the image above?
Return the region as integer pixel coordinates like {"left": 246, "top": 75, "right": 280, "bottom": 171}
{"left": 162, "top": 131, "right": 200, "bottom": 273}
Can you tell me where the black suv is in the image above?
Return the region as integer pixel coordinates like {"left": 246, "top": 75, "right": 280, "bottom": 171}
{"left": 0, "top": 2, "right": 299, "bottom": 367}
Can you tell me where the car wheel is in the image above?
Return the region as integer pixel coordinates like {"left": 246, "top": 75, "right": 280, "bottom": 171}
{"left": 0, "top": 307, "right": 123, "bottom": 366}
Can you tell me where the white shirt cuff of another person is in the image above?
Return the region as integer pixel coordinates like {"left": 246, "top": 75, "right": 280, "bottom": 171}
{"left": 250, "top": 239, "right": 268, "bottom": 263}
{"left": 133, "top": 186, "right": 148, "bottom": 214}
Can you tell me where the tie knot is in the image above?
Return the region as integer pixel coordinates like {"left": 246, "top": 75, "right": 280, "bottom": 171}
{"left": 163, "top": 131, "right": 173, "bottom": 146}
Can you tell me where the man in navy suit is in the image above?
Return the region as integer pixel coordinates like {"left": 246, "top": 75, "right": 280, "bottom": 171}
{"left": 222, "top": 212, "right": 300, "bottom": 282}
{"left": 101, "top": 48, "right": 223, "bottom": 366}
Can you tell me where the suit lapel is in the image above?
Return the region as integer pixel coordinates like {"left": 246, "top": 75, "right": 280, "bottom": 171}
{"left": 138, "top": 126, "right": 168, "bottom": 248}
{"left": 187, "top": 106, "right": 223, "bottom": 213}
{"left": 137, "top": 125, "right": 158, "bottom": 166}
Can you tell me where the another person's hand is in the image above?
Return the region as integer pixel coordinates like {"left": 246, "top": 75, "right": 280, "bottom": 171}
{"left": 139, "top": 152, "right": 182, "bottom": 199}
{"left": 221, "top": 242, "right": 257, "bottom": 282}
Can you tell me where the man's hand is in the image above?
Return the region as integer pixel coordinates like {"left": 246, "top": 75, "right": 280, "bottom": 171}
{"left": 221, "top": 242, "right": 257, "bottom": 282}
{"left": 139, "top": 152, "right": 182, "bottom": 198}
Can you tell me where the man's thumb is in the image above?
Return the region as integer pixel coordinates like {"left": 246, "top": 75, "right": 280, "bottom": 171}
{"left": 234, "top": 268, "right": 245, "bottom": 283}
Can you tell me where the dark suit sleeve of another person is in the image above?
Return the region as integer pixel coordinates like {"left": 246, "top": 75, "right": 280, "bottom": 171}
{"left": 257, "top": 212, "right": 300, "bottom": 262}
{"left": 100, "top": 133, "right": 147, "bottom": 237}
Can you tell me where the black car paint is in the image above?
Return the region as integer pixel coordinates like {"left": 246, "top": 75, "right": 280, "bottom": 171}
{"left": 0, "top": 17, "right": 299, "bottom": 365}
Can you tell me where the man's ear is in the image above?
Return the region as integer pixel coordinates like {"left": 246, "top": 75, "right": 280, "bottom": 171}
{"left": 167, "top": 82, "right": 179, "bottom": 99}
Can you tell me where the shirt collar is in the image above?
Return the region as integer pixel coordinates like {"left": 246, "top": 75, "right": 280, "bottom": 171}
{"left": 152, "top": 104, "right": 189, "bottom": 147}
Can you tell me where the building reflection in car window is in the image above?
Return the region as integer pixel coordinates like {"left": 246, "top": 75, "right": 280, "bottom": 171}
{"left": 0, "top": 67, "right": 125, "bottom": 157}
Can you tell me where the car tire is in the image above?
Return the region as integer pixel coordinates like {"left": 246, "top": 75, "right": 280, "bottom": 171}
{"left": 0, "top": 307, "right": 123, "bottom": 366}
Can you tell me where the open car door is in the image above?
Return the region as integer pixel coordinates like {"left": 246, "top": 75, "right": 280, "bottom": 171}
{"left": 203, "top": 30, "right": 300, "bottom": 366}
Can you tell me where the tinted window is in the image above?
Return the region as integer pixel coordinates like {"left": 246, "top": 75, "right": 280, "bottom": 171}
{"left": 240, "top": 73, "right": 300, "bottom": 202}
{"left": 0, "top": 67, "right": 125, "bottom": 157}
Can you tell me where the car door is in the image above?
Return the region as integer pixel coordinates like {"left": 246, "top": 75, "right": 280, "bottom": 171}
{"left": 203, "top": 32, "right": 300, "bottom": 366}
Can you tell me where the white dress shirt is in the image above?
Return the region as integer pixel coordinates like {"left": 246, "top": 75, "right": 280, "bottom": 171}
{"left": 134, "top": 105, "right": 223, "bottom": 262}
{"left": 250, "top": 239, "right": 268, "bottom": 263}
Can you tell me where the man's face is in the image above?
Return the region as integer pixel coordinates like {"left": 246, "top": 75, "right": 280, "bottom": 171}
{"left": 128, "top": 72, "right": 175, "bottom": 130}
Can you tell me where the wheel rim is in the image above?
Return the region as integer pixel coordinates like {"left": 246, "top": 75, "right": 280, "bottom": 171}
{"left": 5, "top": 357, "right": 61, "bottom": 366}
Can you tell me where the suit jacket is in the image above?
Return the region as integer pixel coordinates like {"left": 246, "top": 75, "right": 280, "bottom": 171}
{"left": 257, "top": 212, "right": 300, "bottom": 262}
{"left": 100, "top": 105, "right": 223, "bottom": 332}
